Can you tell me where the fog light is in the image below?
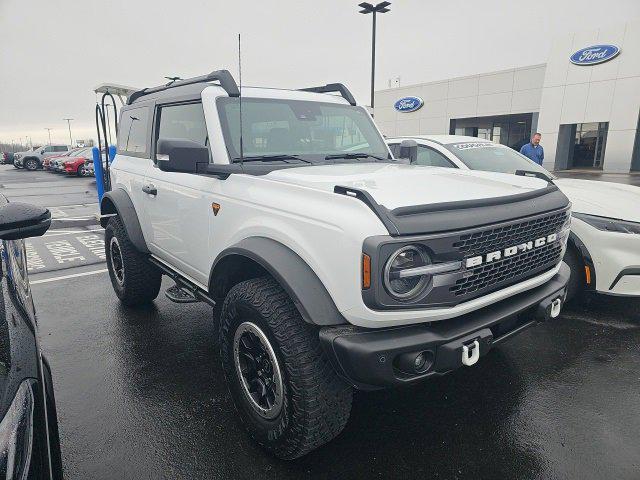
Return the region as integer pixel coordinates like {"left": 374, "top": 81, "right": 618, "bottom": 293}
{"left": 396, "top": 350, "right": 434, "bottom": 374}
{"left": 414, "top": 353, "right": 427, "bottom": 372}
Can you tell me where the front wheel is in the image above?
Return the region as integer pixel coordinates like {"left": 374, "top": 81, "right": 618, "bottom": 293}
{"left": 77, "top": 164, "right": 85, "bottom": 176}
{"left": 105, "top": 217, "right": 162, "bottom": 306}
{"left": 219, "top": 277, "right": 353, "bottom": 460}
{"left": 24, "top": 158, "right": 39, "bottom": 171}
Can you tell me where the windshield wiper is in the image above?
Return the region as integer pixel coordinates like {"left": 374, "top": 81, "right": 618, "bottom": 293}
{"left": 324, "top": 153, "right": 389, "bottom": 162}
{"left": 233, "top": 154, "right": 311, "bottom": 164}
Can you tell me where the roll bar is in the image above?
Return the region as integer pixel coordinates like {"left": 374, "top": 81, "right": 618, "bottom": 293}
{"left": 299, "top": 83, "right": 357, "bottom": 105}
{"left": 128, "top": 69, "right": 240, "bottom": 104}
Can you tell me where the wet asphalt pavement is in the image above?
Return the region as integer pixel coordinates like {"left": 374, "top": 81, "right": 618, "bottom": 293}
{"left": 32, "top": 273, "right": 640, "bottom": 480}
{"left": 5, "top": 164, "right": 639, "bottom": 479}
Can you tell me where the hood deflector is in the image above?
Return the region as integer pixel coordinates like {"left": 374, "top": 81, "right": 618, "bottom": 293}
{"left": 334, "top": 184, "right": 571, "bottom": 236}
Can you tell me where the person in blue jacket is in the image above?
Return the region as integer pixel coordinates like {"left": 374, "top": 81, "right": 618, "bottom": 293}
{"left": 520, "top": 133, "right": 544, "bottom": 165}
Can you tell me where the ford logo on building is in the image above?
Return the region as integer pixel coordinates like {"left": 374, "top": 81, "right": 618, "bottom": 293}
{"left": 570, "top": 45, "right": 620, "bottom": 65}
{"left": 394, "top": 96, "right": 424, "bottom": 113}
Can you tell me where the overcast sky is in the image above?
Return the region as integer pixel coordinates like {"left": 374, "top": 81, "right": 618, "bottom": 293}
{"left": 1, "top": 0, "right": 638, "bottom": 146}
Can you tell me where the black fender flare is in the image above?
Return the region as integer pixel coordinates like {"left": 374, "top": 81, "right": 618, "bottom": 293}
{"left": 210, "top": 237, "right": 346, "bottom": 326}
{"left": 100, "top": 188, "right": 149, "bottom": 253}
{"left": 568, "top": 231, "right": 596, "bottom": 290}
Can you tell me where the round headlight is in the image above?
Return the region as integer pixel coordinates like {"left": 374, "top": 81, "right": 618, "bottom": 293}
{"left": 383, "top": 245, "right": 431, "bottom": 300}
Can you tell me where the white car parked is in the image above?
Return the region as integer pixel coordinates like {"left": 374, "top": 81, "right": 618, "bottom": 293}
{"left": 387, "top": 135, "right": 640, "bottom": 299}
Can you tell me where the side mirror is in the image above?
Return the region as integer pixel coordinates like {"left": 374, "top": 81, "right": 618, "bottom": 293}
{"left": 0, "top": 203, "right": 51, "bottom": 240}
{"left": 40, "top": 149, "right": 45, "bottom": 155}
{"left": 157, "top": 138, "right": 209, "bottom": 173}
{"left": 398, "top": 139, "right": 418, "bottom": 163}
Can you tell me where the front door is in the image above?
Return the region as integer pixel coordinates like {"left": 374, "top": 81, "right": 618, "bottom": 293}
{"left": 143, "top": 101, "right": 217, "bottom": 286}
{"left": 572, "top": 122, "right": 609, "bottom": 169}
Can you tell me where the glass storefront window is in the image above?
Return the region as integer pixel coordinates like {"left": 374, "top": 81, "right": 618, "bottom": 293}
{"left": 449, "top": 113, "right": 533, "bottom": 152}
{"left": 572, "top": 122, "right": 608, "bottom": 169}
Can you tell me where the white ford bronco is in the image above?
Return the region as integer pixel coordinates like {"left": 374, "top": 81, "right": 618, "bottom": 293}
{"left": 100, "top": 70, "right": 571, "bottom": 459}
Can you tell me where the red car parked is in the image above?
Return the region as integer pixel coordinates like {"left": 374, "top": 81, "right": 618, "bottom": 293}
{"left": 62, "top": 148, "right": 93, "bottom": 176}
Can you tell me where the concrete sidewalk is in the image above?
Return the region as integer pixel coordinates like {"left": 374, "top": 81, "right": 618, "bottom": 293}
{"left": 554, "top": 170, "right": 640, "bottom": 187}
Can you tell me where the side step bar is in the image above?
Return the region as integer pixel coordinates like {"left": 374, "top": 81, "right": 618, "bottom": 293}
{"left": 148, "top": 257, "right": 216, "bottom": 307}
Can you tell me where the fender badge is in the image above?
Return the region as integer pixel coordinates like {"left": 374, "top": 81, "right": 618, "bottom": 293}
{"left": 212, "top": 203, "right": 221, "bottom": 216}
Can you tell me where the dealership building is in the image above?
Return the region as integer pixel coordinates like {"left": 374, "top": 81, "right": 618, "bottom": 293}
{"left": 374, "top": 20, "right": 640, "bottom": 173}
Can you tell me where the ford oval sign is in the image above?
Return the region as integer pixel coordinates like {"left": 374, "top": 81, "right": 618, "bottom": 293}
{"left": 394, "top": 96, "right": 424, "bottom": 113}
{"left": 570, "top": 45, "right": 620, "bottom": 65}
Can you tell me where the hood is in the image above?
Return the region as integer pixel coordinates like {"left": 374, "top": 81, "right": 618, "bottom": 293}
{"left": 554, "top": 178, "right": 640, "bottom": 222}
{"left": 265, "top": 163, "right": 549, "bottom": 210}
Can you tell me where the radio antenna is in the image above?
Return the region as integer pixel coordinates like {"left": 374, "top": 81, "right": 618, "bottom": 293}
{"left": 238, "top": 33, "right": 244, "bottom": 165}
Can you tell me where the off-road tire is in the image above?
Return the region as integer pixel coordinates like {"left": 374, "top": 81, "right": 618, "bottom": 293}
{"left": 563, "top": 244, "right": 585, "bottom": 303}
{"left": 219, "top": 277, "right": 352, "bottom": 459}
{"left": 105, "top": 216, "right": 162, "bottom": 306}
{"left": 24, "top": 158, "right": 39, "bottom": 171}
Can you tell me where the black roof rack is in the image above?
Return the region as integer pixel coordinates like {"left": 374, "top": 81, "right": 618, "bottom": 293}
{"left": 128, "top": 69, "right": 240, "bottom": 105}
{"left": 299, "top": 83, "right": 357, "bottom": 106}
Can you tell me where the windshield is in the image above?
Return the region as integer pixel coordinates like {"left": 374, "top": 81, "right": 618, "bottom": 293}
{"left": 444, "top": 142, "right": 555, "bottom": 178}
{"left": 217, "top": 97, "right": 390, "bottom": 162}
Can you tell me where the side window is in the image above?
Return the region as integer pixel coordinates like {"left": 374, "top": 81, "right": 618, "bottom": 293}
{"left": 156, "top": 103, "right": 208, "bottom": 160}
{"left": 388, "top": 143, "right": 401, "bottom": 157}
{"left": 118, "top": 107, "right": 150, "bottom": 156}
{"left": 42, "top": 146, "right": 53, "bottom": 153}
{"left": 416, "top": 146, "right": 455, "bottom": 168}
{"left": 53, "top": 146, "right": 67, "bottom": 152}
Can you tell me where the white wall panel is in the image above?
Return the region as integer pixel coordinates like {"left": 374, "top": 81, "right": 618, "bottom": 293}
{"left": 478, "top": 71, "right": 514, "bottom": 95}
{"left": 584, "top": 80, "right": 615, "bottom": 122}
{"left": 448, "top": 77, "right": 479, "bottom": 99}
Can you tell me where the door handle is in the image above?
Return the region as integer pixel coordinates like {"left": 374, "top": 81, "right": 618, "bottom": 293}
{"left": 142, "top": 183, "right": 157, "bottom": 195}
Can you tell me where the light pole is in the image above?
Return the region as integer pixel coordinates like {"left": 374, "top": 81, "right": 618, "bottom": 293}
{"left": 44, "top": 128, "right": 52, "bottom": 145}
{"left": 358, "top": 1, "right": 390, "bottom": 114}
{"left": 63, "top": 118, "right": 74, "bottom": 146}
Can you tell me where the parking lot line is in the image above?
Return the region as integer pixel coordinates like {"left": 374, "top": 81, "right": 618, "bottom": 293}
{"left": 44, "top": 230, "right": 89, "bottom": 237}
{"left": 31, "top": 268, "right": 108, "bottom": 284}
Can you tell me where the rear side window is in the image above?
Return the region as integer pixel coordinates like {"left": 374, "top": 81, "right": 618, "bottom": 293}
{"left": 118, "top": 107, "right": 150, "bottom": 157}
{"left": 416, "top": 146, "right": 455, "bottom": 168}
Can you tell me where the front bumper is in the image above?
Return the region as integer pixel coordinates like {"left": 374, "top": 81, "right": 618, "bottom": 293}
{"left": 320, "top": 262, "right": 569, "bottom": 390}
{"left": 572, "top": 219, "right": 640, "bottom": 296}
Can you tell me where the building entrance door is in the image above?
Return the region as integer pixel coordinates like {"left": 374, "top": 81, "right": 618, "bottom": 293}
{"left": 572, "top": 122, "right": 608, "bottom": 169}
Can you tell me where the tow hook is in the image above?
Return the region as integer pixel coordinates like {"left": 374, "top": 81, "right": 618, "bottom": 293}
{"left": 550, "top": 298, "right": 562, "bottom": 318}
{"left": 461, "top": 340, "right": 480, "bottom": 366}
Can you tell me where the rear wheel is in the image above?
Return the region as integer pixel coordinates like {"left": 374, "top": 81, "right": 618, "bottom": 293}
{"left": 563, "top": 245, "right": 585, "bottom": 302}
{"left": 219, "top": 277, "right": 352, "bottom": 460}
{"left": 24, "top": 158, "right": 38, "bottom": 171}
{"left": 105, "top": 216, "right": 162, "bottom": 306}
{"left": 77, "top": 164, "right": 85, "bottom": 176}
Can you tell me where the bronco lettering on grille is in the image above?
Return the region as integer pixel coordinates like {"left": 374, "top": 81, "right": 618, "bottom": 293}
{"left": 465, "top": 233, "right": 557, "bottom": 268}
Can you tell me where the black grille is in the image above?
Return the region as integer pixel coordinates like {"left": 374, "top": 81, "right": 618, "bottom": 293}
{"left": 452, "top": 210, "right": 569, "bottom": 257}
{"left": 449, "top": 209, "right": 569, "bottom": 299}
{"left": 450, "top": 242, "right": 563, "bottom": 297}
